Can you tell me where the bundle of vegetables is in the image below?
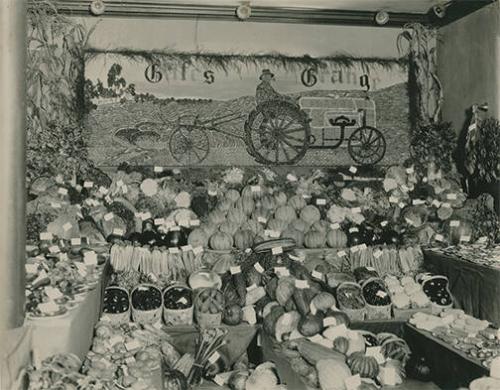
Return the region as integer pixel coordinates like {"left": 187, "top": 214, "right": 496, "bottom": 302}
{"left": 384, "top": 275, "right": 430, "bottom": 310}
{"left": 187, "top": 327, "right": 228, "bottom": 385}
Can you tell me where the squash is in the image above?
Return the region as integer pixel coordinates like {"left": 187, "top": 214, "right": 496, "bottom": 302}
{"left": 208, "top": 210, "right": 226, "bottom": 226}
{"left": 164, "top": 368, "right": 188, "bottom": 390}
{"left": 252, "top": 207, "right": 271, "bottom": 222}
{"left": 274, "top": 191, "right": 288, "bottom": 206}
{"left": 242, "top": 185, "right": 264, "bottom": 200}
{"left": 288, "top": 194, "right": 307, "bottom": 211}
{"left": 275, "top": 205, "right": 296, "bottom": 223}
{"left": 323, "top": 310, "right": 351, "bottom": 328}
{"left": 347, "top": 351, "right": 379, "bottom": 379}
{"left": 227, "top": 207, "right": 246, "bottom": 225}
{"left": 333, "top": 336, "right": 350, "bottom": 355}
{"left": 219, "top": 221, "right": 241, "bottom": 236}
{"left": 233, "top": 229, "right": 255, "bottom": 250}
{"left": 276, "top": 277, "right": 296, "bottom": 306}
{"left": 235, "top": 197, "right": 255, "bottom": 216}
{"left": 267, "top": 218, "right": 289, "bottom": 233}
{"left": 310, "top": 220, "right": 329, "bottom": 234}
{"left": 260, "top": 195, "right": 276, "bottom": 211}
{"left": 304, "top": 231, "right": 326, "bottom": 248}
{"left": 209, "top": 231, "right": 234, "bottom": 250}
{"left": 281, "top": 228, "right": 304, "bottom": 247}
{"left": 327, "top": 229, "right": 348, "bottom": 248}
{"left": 290, "top": 218, "right": 309, "bottom": 233}
{"left": 316, "top": 359, "right": 351, "bottom": 390}
{"left": 263, "top": 305, "right": 285, "bottom": 336}
{"left": 223, "top": 303, "right": 243, "bottom": 325}
{"left": 275, "top": 311, "right": 301, "bottom": 341}
{"left": 300, "top": 205, "right": 321, "bottom": 224}
{"left": 226, "top": 189, "right": 240, "bottom": 203}
{"left": 297, "top": 339, "right": 345, "bottom": 365}
{"left": 241, "top": 219, "right": 264, "bottom": 236}
{"left": 298, "top": 314, "right": 323, "bottom": 337}
{"left": 347, "top": 331, "right": 366, "bottom": 355}
{"left": 187, "top": 228, "right": 209, "bottom": 248}
{"left": 202, "top": 223, "right": 218, "bottom": 237}
{"left": 217, "top": 199, "right": 233, "bottom": 213}
{"left": 311, "top": 292, "right": 336, "bottom": 312}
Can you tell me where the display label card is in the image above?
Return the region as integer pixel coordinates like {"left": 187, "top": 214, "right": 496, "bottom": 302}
{"left": 337, "top": 250, "right": 347, "bottom": 257}
{"left": 104, "top": 212, "right": 114, "bottom": 221}
{"left": 208, "top": 351, "right": 220, "bottom": 364}
{"left": 169, "top": 248, "right": 180, "bottom": 254}
{"left": 274, "top": 267, "right": 290, "bottom": 277}
{"left": 44, "top": 286, "right": 63, "bottom": 300}
{"left": 58, "top": 187, "right": 68, "bottom": 196}
{"left": 435, "top": 234, "right": 444, "bottom": 242}
{"left": 412, "top": 199, "right": 426, "bottom": 206}
{"left": 113, "top": 228, "right": 124, "bottom": 236}
{"left": 398, "top": 202, "right": 406, "bottom": 209}
{"left": 243, "top": 305, "right": 257, "bottom": 325}
{"left": 208, "top": 189, "right": 217, "bottom": 197}
{"left": 142, "top": 212, "right": 152, "bottom": 220}
{"left": 257, "top": 216, "right": 268, "bottom": 224}
{"left": 447, "top": 193, "right": 457, "bottom": 200}
{"left": 316, "top": 198, "right": 327, "bottom": 206}
{"left": 272, "top": 246, "right": 283, "bottom": 255}
{"left": 154, "top": 218, "right": 165, "bottom": 226}
{"left": 251, "top": 185, "right": 261, "bottom": 193}
{"left": 295, "top": 279, "right": 309, "bottom": 289}
{"left": 323, "top": 317, "right": 337, "bottom": 327}
{"left": 389, "top": 196, "right": 399, "bottom": 204}
{"left": 302, "top": 194, "right": 312, "bottom": 200}
{"left": 230, "top": 266, "right": 241, "bottom": 275}
{"left": 312, "top": 270, "right": 324, "bottom": 280}
{"left": 351, "top": 207, "right": 362, "bottom": 214}
{"left": 254, "top": 263, "right": 265, "bottom": 273}
{"left": 125, "top": 340, "right": 142, "bottom": 351}
{"left": 153, "top": 166, "right": 163, "bottom": 173}
{"left": 83, "top": 181, "right": 94, "bottom": 188}
{"left": 345, "top": 375, "right": 362, "bottom": 390}
{"left": 286, "top": 173, "right": 298, "bottom": 182}
{"left": 460, "top": 236, "right": 471, "bottom": 242}
{"left": 51, "top": 202, "right": 61, "bottom": 209}
{"left": 349, "top": 166, "right": 358, "bottom": 174}
{"left": 178, "top": 219, "right": 190, "bottom": 227}
{"left": 83, "top": 251, "right": 98, "bottom": 265}
{"left": 193, "top": 246, "right": 204, "bottom": 255}
{"left": 213, "top": 375, "right": 226, "bottom": 386}
{"left": 181, "top": 245, "right": 193, "bottom": 252}
{"left": 330, "top": 223, "right": 341, "bottom": 230}
{"left": 40, "top": 232, "right": 53, "bottom": 240}
{"left": 349, "top": 227, "right": 359, "bottom": 233}
{"left": 478, "top": 236, "right": 488, "bottom": 243}
{"left": 38, "top": 301, "right": 59, "bottom": 314}
{"left": 71, "top": 238, "right": 81, "bottom": 246}
{"left": 48, "top": 245, "right": 60, "bottom": 254}
{"left": 450, "top": 220, "right": 460, "bottom": 227}
{"left": 25, "top": 264, "right": 38, "bottom": 274}
{"left": 190, "top": 219, "right": 201, "bottom": 227}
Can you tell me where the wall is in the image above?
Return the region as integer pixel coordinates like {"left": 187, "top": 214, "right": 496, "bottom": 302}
{"left": 438, "top": 2, "right": 500, "bottom": 131}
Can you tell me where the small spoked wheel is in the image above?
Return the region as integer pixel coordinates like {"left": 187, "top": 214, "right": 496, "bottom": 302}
{"left": 348, "top": 126, "right": 386, "bottom": 166}
{"left": 245, "top": 100, "right": 310, "bottom": 165}
{"left": 168, "top": 125, "right": 210, "bottom": 165}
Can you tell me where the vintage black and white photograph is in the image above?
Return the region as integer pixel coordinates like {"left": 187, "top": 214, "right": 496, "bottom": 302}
{"left": 1, "top": 1, "right": 499, "bottom": 389}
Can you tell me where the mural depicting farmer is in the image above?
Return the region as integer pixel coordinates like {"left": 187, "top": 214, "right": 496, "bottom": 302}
{"left": 256, "top": 69, "right": 297, "bottom": 106}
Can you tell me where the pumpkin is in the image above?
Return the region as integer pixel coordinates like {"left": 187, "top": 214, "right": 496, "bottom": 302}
{"left": 223, "top": 303, "right": 243, "bottom": 325}
{"left": 217, "top": 199, "right": 233, "bottom": 213}
{"left": 260, "top": 195, "right": 276, "bottom": 211}
{"left": 316, "top": 359, "right": 352, "bottom": 390}
{"left": 219, "top": 221, "right": 241, "bottom": 236}
{"left": 208, "top": 210, "right": 226, "bottom": 226}
{"left": 304, "top": 231, "right": 326, "bottom": 248}
{"left": 298, "top": 314, "right": 323, "bottom": 337}
{"left": 242, "top": 185, "right": 264, "bottom": 200}
{"left": 227, "top": 207, "right": 246, "bottom": 225}
{"left": 276, "top": 277, "right": 296, "bottom": 306}
{"left": 252, "top": 207, "right": 271, "bottom": 222}
{"left": 288, "top": 194, "right": 307, "bottom": 211}
{"left": 275, "top": 205, "right": 296, "bottom": 223}
{"left": 290, "top": 218, "right": 309, "bottom": 232}
{"left": 267, "top": 218, "right": 288, "bottom": 233}
{"left": 235, "top": 197, "right": 255, "bottom": 216}
{"left": 275, "top": 311, "right": 301, "bottom": 341}
{"left": 310, "top": 220, "right": 329, "bottom": 234}
{"left": 300, "top": 205, "right": 321, "bottom": 224}
{"left": 347, "top": 352, "right": 379, "bottom": 379}
{"left": 311, "top": 292, "right": 336, "bottom": 311}
{"left": 210, "top": 231, "right": 234, "bottom": 250}
{"left": 202, "top": 223, "right": 218, "bottom": 237}
{"left": 234, "top": 229, "right": 255, "bottom": 250}
{"left": 241, "top": 219, "right": 264, "bottom": 236}
{"left": 333, "top": 336, "right": 350, "bottom": 355}
{"left": 324, "top": 309, "right": 351, "bottom": 328}
{"left": 226, "top": 189, "right": 241, "bottom": 203}
{"left": 188, "top": 228, "right": 209, "bottom": 248}
{"left": 164, "top": 368, "right": 188, "bottom": 390}
{"left": 281, "top": 228, "right": 304, "bottom": 247}
{"left": 274, "top": 191, "right": 288, "bottom": 206}
{"left": 326, "top": 229, "right": 348, "bottom": 248}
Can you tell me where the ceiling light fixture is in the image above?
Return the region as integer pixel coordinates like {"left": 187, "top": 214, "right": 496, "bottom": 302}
{"left": 431, "top": 1, "right": 453, "bottom": 19}
{"left": 374, "top": 10, "right": 390, "bottom": 25}
{"left": 236, "top": 2, "right": 252, "bottom": 21}
{"left": 89, "top": 0, "right": 105, "bottom": 16}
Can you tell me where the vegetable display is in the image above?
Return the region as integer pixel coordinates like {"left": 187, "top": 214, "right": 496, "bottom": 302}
{"left": 102, "top": 287, "right": 129, "bottom": 314}
{"left": 362, "top": 279, "right": 391, "bottom": 306}
{"left": 131, "top": 285, "right": 162, "bottom": 311}
{"left": 164, "top": 286, "right": 192, "bottom": 310}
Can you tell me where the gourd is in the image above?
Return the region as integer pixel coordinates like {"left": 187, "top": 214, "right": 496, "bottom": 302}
{"left": 209, "top": 231, "right": 234, "bottom": 250}
{"left": 242, "top": 185, "right": 263, "bottom": 200}
{"left": 316, "top": 359, "right": 351, "bottom": 390}
{"left": 275, "top": 311, "right": 301, "bottom": 341}
{"left": 164, "top": 368, "right": 188, "bottom": 390}
{"left": 227, "top": 207, "right": 246, "bottom": 225}
{"left": 219, "top": 221, "right": 241, "bottom": 236}
{"left": 217, "top": 199, "right": 233, "bottom": 213}
{"left": 288, "top": 194, "right": 307, "bottom": 211}
{"left": 202, "top": 223, "right": 218, "bottom": 237}
{"left": 235, "top": 197, "right": 255, "bottom": 216}
{"left": 252, "top": 207, "right": 271, "bottom": 223}
{"left": 187, "top": 228, "right": 209, "bottom": 248}
{"left": 233, "top": 229, "right": 255, "bottom": 250}
{"left": 333, "top": 337, "right": 350, "bottom": 355}
{"left": 290, "top": 218, "right": 309, "bottom": 232}
{"left": 323, "top": 310, "right": 351, "bottom": 328}
{"left": 298, "top": 314, "right": 323, "bottom": 337}
{"left": 226, "top": 189, "right": 240, "bottom": 203}
{"left": 310, "top": 220, "right": 329, "bottom": 234}
{"left": 267, "top": 218, "right": 289, "bottom": 233}
{"left": 260, "top": 195, "right": 276, "bottom": 211}
{"left": 274, "top": 191, "right": 288, "bottom": 206}
{"left": 208, "top": 210, "right": 226, "bottom": 226}
{"left": 300, "top": 205, "right": 321, "bottom": 224}
{"left": 296, "top": 339, "right": 345, "bottom": 365}
{"left": 311, "top": 292, "right": 336, "bottom": 312}
{"left": 276, "top": 277, "right": 296, "bottom": 306}
{"left": 347, "top": 352, "right": 379, "bottom": 379}
{"left": 304, "top": 231, "right": 326, "bottom": 248}
{"left": 326, "top": 229, "right": 348, "bottom": 248}
{"left": 241, "top": 219, "right": 264, "bottom": 236}
{"left": 275, "top": 205, "right": 296, "bottom": 223}
{"left": 281, "top": 228, "right": 304, "bottom": 247}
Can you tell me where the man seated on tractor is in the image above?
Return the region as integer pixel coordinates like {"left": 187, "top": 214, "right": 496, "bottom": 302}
{"left": 256, "top": 69, "right": 298, "bottom": 106}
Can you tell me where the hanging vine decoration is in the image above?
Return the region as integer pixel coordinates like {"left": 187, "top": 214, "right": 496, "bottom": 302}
{"left": 84, "top": 47, "right": 407, "bottom": 75}
{"left": 397, "top": 23, "right": 443, "bottom": 126}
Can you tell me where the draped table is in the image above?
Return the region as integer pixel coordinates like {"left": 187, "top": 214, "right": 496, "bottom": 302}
{"left": 423, "top": 249, "right": 500, "bottom": 326}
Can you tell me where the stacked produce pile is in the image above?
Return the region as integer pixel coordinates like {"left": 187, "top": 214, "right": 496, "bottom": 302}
{"left": 410, "top": 309, "right": 499, "bottom": 369}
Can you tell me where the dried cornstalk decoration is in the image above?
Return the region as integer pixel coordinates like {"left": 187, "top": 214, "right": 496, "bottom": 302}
{"left": 397, "top": 23, "right": 443, "bottom": 127}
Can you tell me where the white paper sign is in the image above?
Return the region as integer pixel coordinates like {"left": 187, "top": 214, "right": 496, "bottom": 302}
{"left": 48, "top": 245, "right": 60, "bottom": 254}
{"left": 349, "top": 227, "right": 359, "bottom": 233}
{"left": 286, "top": 173, "right": 297, "bottom": 182}
{"left": 274, "top": 267, "right": 290, "bottom": 277}
{"left": 254, "top": 263, "right": 265, "bottom": 273}
{"left": 337, "top": 250, "right": 347, "bottom": 257}
{"left": 316, "top": 198, "right": 327, "bottom": 206}
{"left": 447, "top": 193, "right": 457, "bottom": 200}
{"left": 125, "top": 340, "right": 142, "bottom": 351}
{"left": 40, "top": 232, "right": 53, "bottom": 240}
{"left": 169, "top": 247, "right": 180, "bottom": 254}
{"left": 154, "top": 218, "right": 165, "bottom": 226}
{"left": 153, "top": 166, "right": 163, "bottom": 173}
{"left": 450, "top": 220, "right": 460, "bottom": 227}
{"left": 271, "top": 246, "right": 283, "bottom": 255}
{"left": 312, "top": 270, "right": 324, "bottom": 280}
{"left": 181, "top": 245, "right": 193, "bottom": 252}
{"left": 257, "top": 217, "right": 267, "bottom": 224}
{"left": 435, "top": 234, "right": 444, "bottom": 242}
{"left": 295, "top": 279, "right": 309, "bottom": 289}
{"left": 83, "top": 181, "right": 93, "bottom": 188}
{"left": 83, "top": 251, "right": 98, "bottom": 265}
{"left": 208, "top": 351, "right": 220, "bottom": 364}
{"left": 230, "top": 266, "right": 241, "bottom": 275}
{"left": 104, "top": 212, "right": 114, "bottom": 221}
{"left": 58, "top": 187, "right": 68, "bottom": 196}
{"left": 113, "top": 228, "right": 124, "bottom": 236}
{"left": 193, "top": 246, "right": 204, "bottom": 255}
{"left": 349, "top": 166, "right": 358, "bottom": 174}
{"left": 71, "top": 238, "right": 81, "bottom": 246}
{"left": 351, "top": 207, "right": 362, "bottom": 214}
{"left": 251, "top": 185, "right": 261, "bottom": 193}
{"left": 62, "top": 222, "right": 72, "bottom": 232}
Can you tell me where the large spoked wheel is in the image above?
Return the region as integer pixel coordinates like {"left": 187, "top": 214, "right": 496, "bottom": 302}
{"left": 168, "top": 125, "right": 210, "bottom": 165}
{"left": 245, "top": 100, "right": 310, "bottom": 165}
{"left": 348, "top": 126, "right": 386, "bottom": 166}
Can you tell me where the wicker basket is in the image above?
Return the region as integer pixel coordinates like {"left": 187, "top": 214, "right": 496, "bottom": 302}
{"left": 195, "top": 310, "right": 222, "bottom": 328}
{"left": 163, "top": 285, "right": 194, "bottom": 326}
{"left": 421, "top": 275, "right": 454, "bottom": 315}
{"left": 361, "top": 277, "right": 392, "bottom": 320}
{"left": 101, "top": 286, "right": 130, "bottom": 324}
{"left": 336, "top": 281, "right": 366, "bottom": 322}
{"left": 131, "top": 284, "right": 163, "bottom": 325}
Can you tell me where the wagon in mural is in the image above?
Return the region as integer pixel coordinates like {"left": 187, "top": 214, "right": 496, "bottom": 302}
{"left": 167, "top": 95, "right": 386, "bottom": 166}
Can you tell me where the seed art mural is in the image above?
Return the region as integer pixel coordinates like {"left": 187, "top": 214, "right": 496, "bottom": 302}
{"left": 84, "top": 55, "right": 411, "bottom": 168}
